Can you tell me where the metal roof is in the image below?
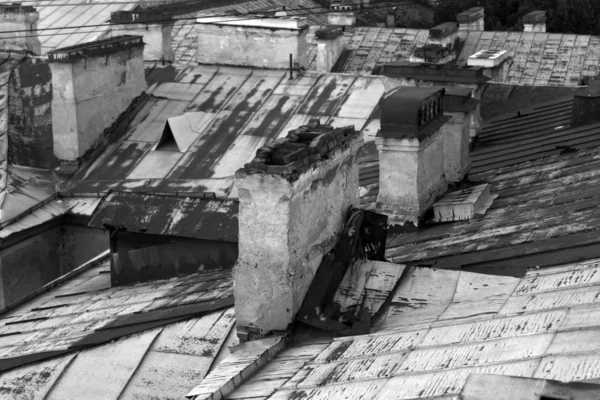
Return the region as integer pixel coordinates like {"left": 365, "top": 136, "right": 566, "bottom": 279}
{"left": 0, "top": 259, "right": 235, "bottom": 399}
{"left": 228, "top": 258, "right": 600, "bottom": 400}
{"left": 69, "top": 67, "right": 385, "bottom": 196}
{"left": 88, "top": 191, "right": 238, "bottom": 242}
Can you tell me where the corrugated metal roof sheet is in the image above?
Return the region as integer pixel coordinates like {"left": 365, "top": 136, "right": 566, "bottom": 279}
{"left": 88, "top": 191, "right": 238, "bottom": 242}
{"left": 228, "top": 258, "right": 600, "bottom": 400}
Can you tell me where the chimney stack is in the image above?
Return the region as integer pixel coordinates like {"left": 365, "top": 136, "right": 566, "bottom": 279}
{"left": 376, "top": 87, "right": 453, "bottom": 226}
{"left": 107, "top": 11, "right": 175, "bottom": 62}
{"left": 571, "top": 92, "right": 600, "bottom": 128}
{"left": 48, "top": 36, "right": 147, "bottom": 165}
{"left": 196, "top": 15, "right": 308, "bottom": 69}
{"left": 328, "top": 3, "right": 357, "bottom": 27}
{"left": 428, "top": 22, "right": 458, "bottom": 49}
{"left": 457, "top": 7, "right": 484, "bottom": 31}
{"left": 233, "top": 121, "right": 363, "bottom": 341}
{"left": 442, "top": 87, "right": 480, "bottom": 180}
{"left": 0, "top": 3, "right": 40, "bottom": 54}
{"left": 386, "top": 11, "right": 396, "bottom": 28}
{"left": 315, "top": 26, "right": 344, "bottom": 72}
{"left": 523, "top": 10, "right": 546, "bottom": 33}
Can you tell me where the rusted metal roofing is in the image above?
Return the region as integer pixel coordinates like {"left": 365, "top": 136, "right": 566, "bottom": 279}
{"left": 228, "top": 258, "right": 600, "bottom": 400}
{"left": 166, "top": 26, "right": 600, "bottom": 86}
{"left": 0, "top": 259, "right": 235, "bottom": 399}
{"left": 70, "top": 67, "right": 385, "bottom": 195}
{"left": 31, "top": 0, "right": 136, "bottom": 55}
{"left": 88, "top": 191, "right": 238, "bottom": 242}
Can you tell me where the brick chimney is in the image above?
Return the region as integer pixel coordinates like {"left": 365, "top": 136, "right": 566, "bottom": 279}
{"left": 443, "top": 86, "right": 482, "bottom": 146}
{"left": 523, "top": 10, "right": 546, "bottom": 33}
{"left": 328, "top": 3, "right": 356, "bottom": 26}
{"left": 107, "top": 11, "right": 174, "bottom": 62}
{"left": 196, "top": 15, "right": 308, "bottom": 69}
{"left": 0, "top": 3, "right": 41, "bottom": 54}
{"left": 457, "top": 7, "right": 484, "bottom": 31}
{"left": 48, "top": 36, "right": 147, "bottom": 164}
{"left": 233, "top": 121, "right": 363, "bottom": 340}
{"left": 376, "top": 87, "right": 453, "bottom": 226}
{"left": 315, "top": 26, "right": 344, "bottom": 72}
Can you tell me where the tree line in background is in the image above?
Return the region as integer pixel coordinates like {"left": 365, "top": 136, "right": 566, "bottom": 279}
{"left": 432, "top": 0, "right": 600, "bottom": 34}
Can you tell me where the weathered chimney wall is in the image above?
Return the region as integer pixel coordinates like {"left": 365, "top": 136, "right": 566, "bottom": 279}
{"left": 196, "top": 16, "right": 308, "bottom": 69}
{"left": 0, "top": 4, "right": 41, "bottom": 54}
{"left": 572, "top": 92, "right": 600, "bottom": 127}
{"left": 328, "top": 3, "right": 356, "bottom": 26}
{"left": 49, "top": 36, "right": 146, "bottom": 162}
{"left": 428, "top": 22, "right": 458, "bottom": 48}
{"left": 107, "top": 11, "right": 175, "bottom": 62}
{"left": 376, "top": 88, "right": 451, "bottom": 226}
{"left": 523, "top": 10, "right": 546, "bottom": 33}
{"left": 8, "top": 57, "right": 56, "bottom": 169}
{"left": 316, "top": 26, "right": 344, "bottom": 72}
{"left": 457, "top": 7, "right": 484, "bottom": 31}
{"left": 443, "top": 86, "right": 482, "bottom": 146}
{"left": 234, "top": 122, "right": 362, "bottom": 340}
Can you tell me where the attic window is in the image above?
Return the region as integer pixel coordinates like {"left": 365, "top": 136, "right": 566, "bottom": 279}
{"left": 153, "top": 113, "right": 204, "bottom": 153}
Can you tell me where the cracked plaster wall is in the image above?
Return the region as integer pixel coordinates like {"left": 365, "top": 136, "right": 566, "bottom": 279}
{"left": 50, "top": 46, "right": 146, "bottom": 161}
{"left": 234, "top": 137, "right": 362, "bottom": 337}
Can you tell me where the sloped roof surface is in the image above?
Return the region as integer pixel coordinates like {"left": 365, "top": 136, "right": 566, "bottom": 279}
{"left": 88, "top": 191, "right": 238, "bottom": 242}
{"left": 359, "top": 141, "right": 600, "bottom": 276}
{"left": 0, "top": 259, "right": 234, "bottom": 378}
{"left": 228, "top": 258, "right": 600, "bottom": 399}
{"left": 65, "top": 67, "right": 385, "bottom": 196}
{"left": 170, "top": 27, "right": 596, "bottom": 87}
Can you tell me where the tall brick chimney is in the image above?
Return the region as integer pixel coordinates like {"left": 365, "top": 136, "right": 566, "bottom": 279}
{"left": 315, "top": 26, "right": 344, "bottom": 72}
{"left": 457, "top": 7, "right": 484, "bottom": 31}
{"left": 523, "top": 10, "right": 546, "bottom": 33}
{"left": 376, "top": 87, "right": 458, "bottom": 226}
{"left": 48, "top": 36, "right": 146, "bottom": 166}
{"left": 196, "top": 15, "right": 308, "bottom": 69}
{"left": 0, "top": 3, "right": 41, "bottom": 54}
{"left": 233, "top": 121, "right": 363, "bottom": 341}
{"left": 107, "top": 11, "right": 175, "bottom": 62}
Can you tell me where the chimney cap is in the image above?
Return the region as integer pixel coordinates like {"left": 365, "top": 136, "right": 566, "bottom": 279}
{"left": 48, "top": 35, "right": 144, "bottom": 63}
{"left": 315, "top": 26, "right": 344, "bottom": 40}
{"left": 457, "top": 7, "right": 484, "bottom": 23}
{"left": 523, "top": 10, "right": 546, "bottom": 24}
{"left": 378, "top": 87, "right": 446, "bottom": 139}
{"left": 110, "top": 10, "right": 173, "bottom": 24}
{"left": 429, "top": 22, "right": 458, "bottom": 38}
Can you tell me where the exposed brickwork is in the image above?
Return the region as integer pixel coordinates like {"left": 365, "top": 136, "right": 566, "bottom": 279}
{"left": 238, "top": 119, "right": 358, "bottom": 180}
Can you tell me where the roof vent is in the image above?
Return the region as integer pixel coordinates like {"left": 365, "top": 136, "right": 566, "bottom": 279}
{"left": 153, "top": 112, "right": 205, "bottom": 152}
{"left": 467, "top": 49, "right": 508, "bottom": 68}
{"left": 432, "top": 183, "right": 496, "bottom": 223}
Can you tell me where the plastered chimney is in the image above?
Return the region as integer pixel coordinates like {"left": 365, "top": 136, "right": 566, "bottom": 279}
{"left": 233, "top": 121, "right": 363, "bottom": 341}
{"left": 48, "top": 35, "right": 147, "bottom": 163}
{"left": 0, "top": 3, "right": 41, "bottom": 54}
{"left": 328, "top": 3, "right": 356, "bottom": 26}
{"left": 107, "top": 11, "right": 174, "bottom": 62}
{"left": 376, "top": 87, "right": 452, "bottom": 226}
{"left": 196, "top": 15, "right": 308, "bottom": 69}
{"left": 315, "top": 26, "right": 344, "bottom": 72}
{"left": 457, "top": 7, "right": 484, "bottom": 31}
{"left": 523, "top": 10, "right": 546, "bottom": 33}
{"left": 428, "top": 22, "right": 458, "bottom": 48}
{"left": 443, "top": 86, "right": 482, "bottom": 146}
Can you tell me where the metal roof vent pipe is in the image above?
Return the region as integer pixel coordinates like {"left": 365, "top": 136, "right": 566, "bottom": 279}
{"left": 376, "top": 87, "right": 457, "bottom": 227}
{"left": 457, "top": 7, "right": 485, "bottom": 31}
{"left": 0, "top": 3, "right": 41, "bottom": 55}
{"left": 106, "top": 11, "right": 175, "bottom": 63}
{"left": 233, "top": 121, "right": 363, "bottom": 342}
{"left": 328, "top": 3, "right": 357, "bottom": 26}
{"left": 523, "top": 10, "right": 546, "bottom": 33}
{"left": 195, "top": 14, "right": 309, "bottom": 69}
{"left": 48, "top": 36, "right": 147, "bottom": 171}
{"left": 316, "top": 26, "right": 344, "bottom": 72}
